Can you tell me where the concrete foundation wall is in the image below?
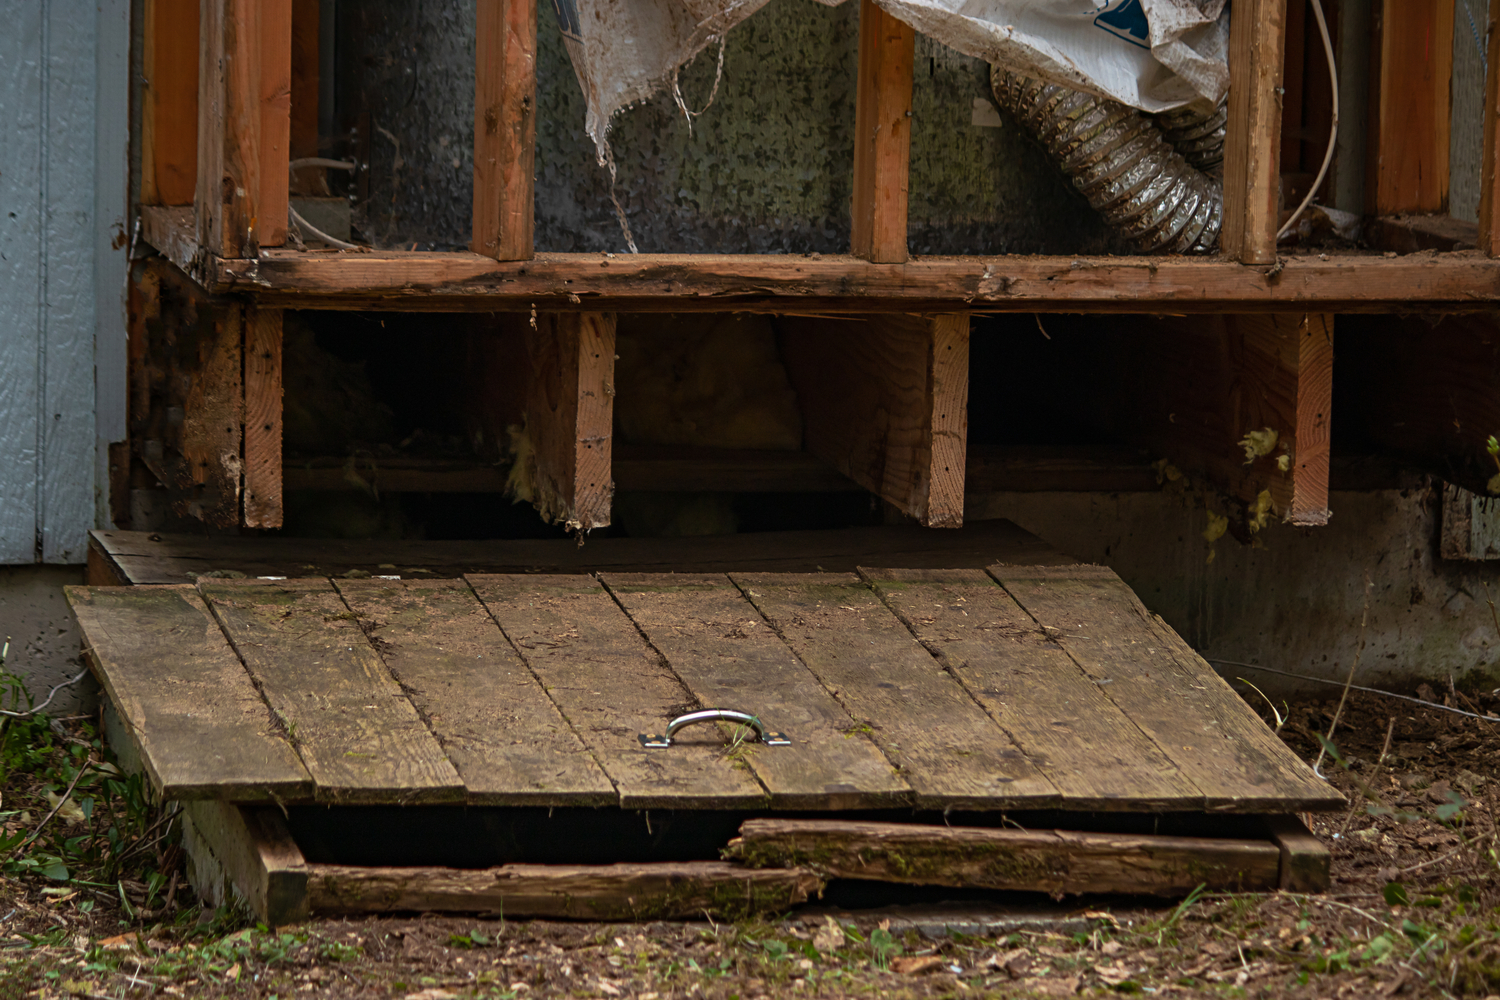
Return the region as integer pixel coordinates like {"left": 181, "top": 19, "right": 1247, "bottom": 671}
{"left": 0, "top": 564, "right": 93, "bottom": 715}
{"left": 971, "top": 487, "right": 1500, "bottom": 698}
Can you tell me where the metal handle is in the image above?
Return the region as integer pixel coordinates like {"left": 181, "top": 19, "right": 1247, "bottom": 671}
{"left": 638, "top": 709, "right": 791, "bottom": 749}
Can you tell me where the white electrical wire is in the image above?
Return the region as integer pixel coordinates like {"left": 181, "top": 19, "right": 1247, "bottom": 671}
{"left": 289, "top": 204, "right": 360, "bottom": 250}
{"left": 1276, "top": 0, "right": 1339, "bottom": 242}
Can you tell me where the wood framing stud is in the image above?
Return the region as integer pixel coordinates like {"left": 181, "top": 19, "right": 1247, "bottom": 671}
{"left": 780, "top": 313, "right": 968, "bottom": 527}
{"left": 242, "top": 308, "right": 283, "bottom": 528}
{"left": 519, "top": 313, "right": 616, "bottom": 530}
{"left": 1222, "top": 0, "right": 1287, "bottom": 265}
{"left": 473, "top": 0, "right": 538, "bottom": 261}
{"left": 141, "top": 0, "right": 200, "bottom": 206}
{"left": 1370, "top": 0, "right": 1454, "bottom": 215}
{"left": 1480, "top": 0, "right": 1500, "bottom": 256}
{"left": 850, "top": 0, "right": 915, "bottom": 264}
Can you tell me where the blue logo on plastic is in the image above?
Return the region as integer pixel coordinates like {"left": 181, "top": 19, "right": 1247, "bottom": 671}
{"left": 552, "top": 0, "right": 582, "bottom": 40}
{"left": 1093, "top": 0, "right": 1150, "bottom": 49}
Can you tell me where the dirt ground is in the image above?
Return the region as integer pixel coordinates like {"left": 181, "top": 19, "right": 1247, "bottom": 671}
{"left": 1, "top": 688, "right": 1499, "bottom": 1000}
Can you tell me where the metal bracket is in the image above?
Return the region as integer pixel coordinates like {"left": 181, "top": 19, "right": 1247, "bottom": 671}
{"left": 638, "top": 709, "right": 791, "bottom": 749}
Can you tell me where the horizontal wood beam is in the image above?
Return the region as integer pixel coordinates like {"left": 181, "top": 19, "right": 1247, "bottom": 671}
{"left": 140, "top": 206, "right": 1500, "bottom": 313}
{"left": 780, "top": 313, "right": 968, "bottom": 527}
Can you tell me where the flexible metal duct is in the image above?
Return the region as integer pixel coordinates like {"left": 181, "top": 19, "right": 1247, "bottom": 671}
{"left": 1153, "top": 100, "right": 1227, "bottom": 177}
{"left": 991, "top": 68, "right": 1222, "bottom": 254}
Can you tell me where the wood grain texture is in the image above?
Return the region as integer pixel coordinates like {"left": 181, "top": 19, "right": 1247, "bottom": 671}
{"left": 991, "top": 564, "right": 1344, "bottom": 812}
{"left": 521, "top": 312, "right": 615, "bottom": 530}
{"left": 1263, "top": 814, "right": 1330, "bottom": 891}
{"left": 92, "top": 519, "right": 1068, "bottom": 585}
{"left": 287, "top": 0, "right": 323, "bottom": 196}
{"left": 184, "top": 802, "right": 308, "bottom": 925}
{"left": 1098, "top": 313, "right": 1332, "bottom": 526}
{"left": 1370, "top": 0, "right": 1454, "bottom": 214}
{"left": 472, "top": 0, "right": 537, "bottom": 261}
{"left": 65, "top": 585, "right": 311, "bottom": 800}
{"left": 199, "top": 579, "right": 464, "bottom": 803}
{"left": 257, "top": 0, "right": 292, "bottom": 248}
{"left": 1481, "top": 0, "right": 1500, "bottom": 256}
{"left": 177, "top": 300, "right": 244, "bottom": 528}
{"left": 850, "top": 0, "right": 914, "bottom": 263}
{"left": 733, "top": 573, "right": 1058, "bottom": 810}
{"left": 727, "top": 819, "right": 1282, "bottom": 896}
{"left": 1222, "top": 0, "right": 1287, "bottom": 264}
{"left": 333, "top": 578, "right": 615, "bottom": 805}
{"left": 197, "top": 0, "right": 254, "bottom": 257}
{"left": 468, "top": 574, "right": 766, "bottom": 809}
{"left": 307, "top": 862, "right": 822, "bottom": 919}
{"left": 860, "top": 568, "right": 1202, "bottom": 811}
{"left": 242, "top": 307, "right": 282, "bottom": 528}
{"left": 780, "top": 313, "right": 968, "bottom": 527}
{"left": 141, "top": 205, "right": 1500, "bottom": 313}
{"left": 601, "top": 573, "right": 910, "bottom": 809}
{"left": 141, "top": 0, "right": 199, "bottom": 205}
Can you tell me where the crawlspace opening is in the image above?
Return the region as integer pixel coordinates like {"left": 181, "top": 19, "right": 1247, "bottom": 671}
{"left": 287, "top": 806, "right": 1279, "bottom": 869}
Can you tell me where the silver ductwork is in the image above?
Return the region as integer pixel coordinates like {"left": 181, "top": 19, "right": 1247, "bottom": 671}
{"left": 991, "top": 68, "right": 1223, "bottom": 255}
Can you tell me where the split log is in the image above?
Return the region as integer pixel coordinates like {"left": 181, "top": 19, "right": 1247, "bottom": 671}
{"left": 307, "top": 861, "right": 823, "bottom": 919}
{"left": 726, "top": 819, "right": 1284, "bottom": 896}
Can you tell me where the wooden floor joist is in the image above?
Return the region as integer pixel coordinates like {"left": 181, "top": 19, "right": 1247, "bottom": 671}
{"left": 780, "top": 313, "right": 968, "bottom": 527}
{"left": 520, "top": 312, "right": 615, "bottom": 530}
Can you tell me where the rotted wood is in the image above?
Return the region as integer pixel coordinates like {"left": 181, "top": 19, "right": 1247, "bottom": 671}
{"left": 141, "top": 0, "right": 199, "bottom": 206}
{"left": 519, "top": 312, "right": 615, "bottom": 530}
{"left": 141, "top": 206, "right": 1500, "bottom": 313}
{"left": 472, "top": 0, "right": 537, "bottom": 261}
{"left": 1368, "top": 0, "right": 1453, "bottom": 215}
{"left": 242, "top": 307, "right": 283, "bottom": 528}
{"left": 850, "top": 0, "right": 914, "bottom": 264}
{"left": 307, "top": 862, "right": 823, "bottom": 919}
{"left": 780, "top": 313, "right": 967, "bottom": 527}
{"left": 726, "top": 819, "right": 1283, "bottom": 896}
{"left": 1222, "top": 0, "right": 1287, "bottom": 265}
{"left": 183, "top": 802, "right": 308, "bottom": 925}
{"left": 1099, "top": 313, "right": 1333, "bottom": 526}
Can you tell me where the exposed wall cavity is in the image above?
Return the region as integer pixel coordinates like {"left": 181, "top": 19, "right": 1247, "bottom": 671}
{"left": 1449, "top": 0, "right": 1487, "bottom": 224}
{"left": 336, "top": 0, "right": 1112, "bottom": 253}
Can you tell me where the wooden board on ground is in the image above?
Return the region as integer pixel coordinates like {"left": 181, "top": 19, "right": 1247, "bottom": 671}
{"left": 601, "top": 573, "right": 909, "bottom": 810}
{"left": 860, "top": 567, "right": 1203, "bottom": 811}
{"left": 726, "top": 819, "right": 1287, "bottom": 896}
{"left": 991, "top": 564, "right": 1342, "bottom": 812}
{"left": 333, "top": 578, "right": 616, "bottom": 806}
{"left": 198, "top": 579, "right": 464, "bottom": 803}
{"left": 734, "top": 573, "right": 1059, "bottom": 809}
{"left": 468, "top": 575, "right": 766, "bottom": 809}
{"left": 65, "top": 585, "right": 311, "bottom": 801}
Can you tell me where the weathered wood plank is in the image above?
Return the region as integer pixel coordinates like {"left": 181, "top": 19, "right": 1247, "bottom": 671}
{"left": 472, "top": 0, "right": 537, "bottom": 261}
{"left": 519, "top": 313, "right": 615, "bottom": 530}
{"left": 1370, "top": 0, "right": 1454, "bottom": 214}
{"left": 141, "top": 0, "right": 199, "bottom": 205}
{"left": 333, "top": 578, "right": 615, "bottom": 805}
{"left": 733, "top": 573, "right": 1058, "bottom": 810}
{"left": 142, "top": 204, "right": 1500, "bottom": 313}
{"left": 468, "top": 574, "right": 766, "bottom": 809}
{"left": 860, "top": 568, "right": 1202, "bottom": 811}
{"left": 257, "top": 0, "right": 293, "bottom": 248}
{"left": 178, "top": 300, "right": 245, "bottom": 528}
{"left": 1480, "top": 0, "right": 1500, "bottom": 256}
{"left": 1263, "top": 814, "right": 1330, "bottom": 891}
{"left": 184, "top": 801, "right": 308, "bottom": 925}
{"left": 65, "top": 585, "right": 311, "bottom": 801}
{"left": 1103, "top": 313, "right": 1332, "bottom": 526}
{"left": 242, "top": 307, "right": 283, "bottom": 528}
{"left": 601, "top": 573, "right": 910, "bottom": 810}
{"left": 197, "top": 0, "right": 256, "bottom": 257}
{"left": 199, "top": 579, "right": 464, "bottom": 803}
{"left": 990, "top": 564, "right": 1343, "bottom": 812}
{"left": 850, "top": 0, "right": 914, "bottom": 264}
{"left": 727, "top": 819, "right": 1282, "bottom": 896}
{"left": 307, "top": 861, "right": 822, "bottom": 919}
{"left": 1222, "top": 0, "right": 1287, "bottom": 264}
{"left": 780, "top": 313, "right": 967, "bottom": 527}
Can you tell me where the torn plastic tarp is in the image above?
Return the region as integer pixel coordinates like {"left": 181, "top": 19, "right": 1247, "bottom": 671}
{"left": 548, "top": 0, "right": 1231, "bottom": 164}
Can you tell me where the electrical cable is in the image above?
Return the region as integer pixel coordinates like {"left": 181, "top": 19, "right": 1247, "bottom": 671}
{"left": 1209, "top": 659, "right": 1500, "bottom": 722}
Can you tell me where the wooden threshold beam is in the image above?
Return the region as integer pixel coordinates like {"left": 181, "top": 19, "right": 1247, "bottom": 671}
{"left": 197, "top": 0, "right": 293, "bottom": 256}
{"left": 1102, "top": 313, "right": 1333, "bottom": 526}
{"left": 1222, "top": 0, "right": 1287, "bottom": 264}
{"left": 139, "top": 206, "right": 1500, "bottom": 313}
{"left": 780, "top": 313, "right": 968, "bottom": 527}
{"left": 141, "top": 0, "right": 200, "bottom": 206}
{"left": 472, "top": 0, "right": 537, "bottom": 261}
{"left": 850, "top": 0, "right": 914, "bottom": 263}
{"left": 1369, "top": 0, "right": 1454, "bottom": 215}
{"left": 1480, "top": 0, "right": 1500, "bottom": 256}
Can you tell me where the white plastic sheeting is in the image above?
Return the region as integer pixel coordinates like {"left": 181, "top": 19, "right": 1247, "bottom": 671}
{"left": 549, "top": 0, "right": 1231, "bottom": 162}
